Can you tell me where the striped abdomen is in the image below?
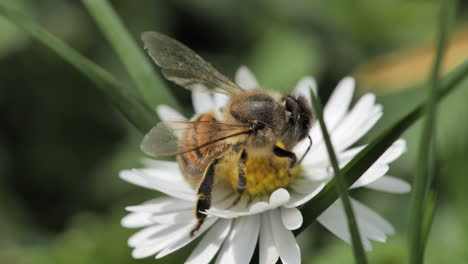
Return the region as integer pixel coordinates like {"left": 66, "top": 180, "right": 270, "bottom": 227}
{"left": 177, "top": 113, "right": 229, "bottom": 186}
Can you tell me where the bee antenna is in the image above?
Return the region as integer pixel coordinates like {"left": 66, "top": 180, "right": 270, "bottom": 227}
{"left": 298, "top": 135, "right": 313, "bottom": 165}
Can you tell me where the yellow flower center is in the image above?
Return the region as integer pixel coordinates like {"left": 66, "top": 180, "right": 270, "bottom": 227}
{"left": 218, "top": 144, "right": 299, "bottom": 197}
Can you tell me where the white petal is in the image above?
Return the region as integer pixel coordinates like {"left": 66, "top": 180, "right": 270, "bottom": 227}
{"left": 365, "top": 175, "right": 411, "bottom": 193}
{"left": 270, "top": 188, "right": 291, "bottom": 203}
{"left": 323, "top": 77, "right": 355, "bottom": 131}
{"left": 285, "top": 182, "right": 325, "bottom": 208}
{"left": 248, "top": 188, "right": 291, "bottom": 213}
{"left": 192, "top": 89, "right": 215, "bottom": 114}
{"left": 281, "top": 207, "right": 303, "bottom": 230}
{"left": 300, "top": 166, "right": 332, "bottom": 181}
{"left": 291, "top": 178, "right": 328, "bottom": 194}
{"left": 214, "top": 93, "right": 230, "bottom": 109}
{"left": 235, "top": 66, "right": 258, "bottom": 90}
{"left": 310, "top": 93, "right": 377, "bottom": 156}
{"left": 307, "top": 106, "right": 379, "bottom": 162}
{"left": 301, "top": 144, "right": 365, "bottom": 168}
{"left": 291, "top": 77, "right": 316, "bottom": 106}
{"left": 330, "top": 94, "right": 382, "bottom": 152}
{"left": 262, "top": 188, "right": 290, "bottom": 206}
{"left": 122, "top": 206, "right": 194, "bottom": 227}
{"left": 259, "top": 213, "right": 279, "bottom": 264}
{"left": 206, "top": 199, "right": 249, "bottom": 218}
{"left": 128, "top": 224, "right": 169, "bottom": 247}
{"left": 350, "top": 165, "right": 389, "bottom": 189}
{"left": 317, "top": 198, "right": 394, "bottom": 251}
{"left": 156, "top": 217, "right": 217, "bottom": 258}
{"left": 186, "top": 219, "right": 233, "bottom": 264}
{"left": 120, "top": 169, "right": 196, "bottom": 201}
{"left": 350, "top": 198, "right": 395, "bottom": 235}
{"left": 270, "top": 209, "right": 301, "bottom": 264}
{"left": 206, "top": 188, "right": 290, "bottom": 218}
{"left": 156, "top": 105, "right": 186, "bottom": 122}
{"left": 317, "top": 199, "right": 373, "bottom": 251}
{"left": 307, "top": 77, "right": 354, "bottom": 145}
{"left": 121, "top": 212, "right": 154, "bottom": 228}
{"left": 350, "top": 139, "right": 406, "bottom": 189}
{"left": 150, "top": 209, "right": 195, "bottom": 224}
{"left": 139, "top": 166, "right": 189, "bottom": 183}
{"left": 126, "top": 197, "right": 192, "bottom": 214}
{"left": 131, "top": 223, "right": 192, "bottom": 258}
{"left": 303, "top": 82, "right": 381, "bottom": 163}
{"left": 338, "top": 108, "right": 382, "bottom": 152}
{"left": 215, "top": 215, "right": 260, "bottom": 264}
{"left": 376, "top": 139, "right": 406, "bottom": 164}
{"left": 337, "top": 145, "right": 366, "bottom": 163}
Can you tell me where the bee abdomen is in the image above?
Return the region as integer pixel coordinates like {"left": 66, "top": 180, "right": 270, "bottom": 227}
{"left": 177, "top": 113, "right": 227, "bottom": 186}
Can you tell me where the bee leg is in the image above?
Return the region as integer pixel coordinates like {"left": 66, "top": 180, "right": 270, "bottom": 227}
{"left": 298, "top": 135, "right": 313, "bottom": 165}
{"left": 273, "top": 145, "right": 297, "bottom": 169}
{"left": 191, "top": 158, "right": 220, "bottom": 237}
{"left": 232, "top": 149, "right": 248, "bottom": 206}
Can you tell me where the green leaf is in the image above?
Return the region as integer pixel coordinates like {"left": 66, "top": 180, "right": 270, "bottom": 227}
{"left": 296, "top": 58, "right": 468, "bottom": 235}
{"left": 409, "top": 0, "right": 456, "bottom": 263}
{"left": 0, "top": 3, "right": 158, "bottom": 133}
{"left": 310, "top": 89, "right": 367, "bottom": 263}
{"left": 82, "top": 0, "right": 179, "bottom": 110}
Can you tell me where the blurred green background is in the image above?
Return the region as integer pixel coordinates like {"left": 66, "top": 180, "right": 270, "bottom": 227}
{"left": 1, "top": 0, "right": 467, "bottom": 263}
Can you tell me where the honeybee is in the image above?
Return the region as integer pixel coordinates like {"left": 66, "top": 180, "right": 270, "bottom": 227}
{"left": 141, "top": 32, "right": 314, "bottom": 236}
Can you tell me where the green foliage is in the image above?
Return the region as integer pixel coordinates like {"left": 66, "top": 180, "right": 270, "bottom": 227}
{"left": 0, "top": 2, "right": 158, "bottom": 133}
{"left": 409, "top": 1, "right": 456, "bottom": 262}
{"left": 1, "top": 209, "right": 192, "bottom": 264}
{"left": 83, "top": 0, "right": 178, "bottom": 110}
{"left": 0, "top": 0, "right": 29, "bottom": 58}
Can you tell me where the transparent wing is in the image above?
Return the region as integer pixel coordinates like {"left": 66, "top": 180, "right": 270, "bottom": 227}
{"left": 141, "top": 121, "right": 252, "bottom": 157}
{"left": 141, "top": 122, "right": 179, "bottom": 157}
{"left": 142, "top": 31, "right": 244, "bottom": 95}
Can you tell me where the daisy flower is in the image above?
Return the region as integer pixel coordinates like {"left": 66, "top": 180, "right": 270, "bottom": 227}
{"left": 120, "top": 66, "right": 410, "bottom": 263}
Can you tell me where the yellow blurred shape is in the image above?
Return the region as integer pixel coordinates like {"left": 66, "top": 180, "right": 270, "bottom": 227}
{"left": 354, "top": 24, "right": 468, "bottom": 93}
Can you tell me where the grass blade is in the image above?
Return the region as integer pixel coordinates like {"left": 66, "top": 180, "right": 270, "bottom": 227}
{"left": 296, "top": 58, "right": 468, "bottom": 235}
{"left": 409, "top": 0, "right": 456, "bottom": 262}
{"left": 0, "top": 3, "right": 158, "bottom": 133}
{"left": 421, "top": 190, "right": 438, "bottom": 252}
{"left": 82, "top": 0, "right": 178, "bottom": 109}
{"left": 310, "top": 90, "right": 367, "bottom": 263}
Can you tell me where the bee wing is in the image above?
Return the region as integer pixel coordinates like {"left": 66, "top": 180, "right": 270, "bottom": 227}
{"left": 142, "top": 32, "right": 244, "bottom": 95}
{"left": 141, "top": 122, "right": 179, "bottom": 157}
{"left": 141, "top": 121, "right": 252, "bottom": 157}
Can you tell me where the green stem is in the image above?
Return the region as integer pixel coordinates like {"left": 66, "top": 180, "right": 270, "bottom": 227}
{"left": 421, "top": 190, "right": 438, "bottom": 251}
{"left": 82, "top": 0, "right": 179, "bottom": 110}
{"left": 310, "top": 91, "right": 368, "bottom": 264}
{"left": 297, "top": 58, "right": 468, "bottom": 235}
{"left": 0, "top": 3, "right": 159, "bottom": 133}
{"left": 409, "top": 0, "right": 456, "bottom": 263}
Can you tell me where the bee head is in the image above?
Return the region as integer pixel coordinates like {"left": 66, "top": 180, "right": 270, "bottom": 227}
{"left": 281, "top": 95, "right": 313, "bottom": 146}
